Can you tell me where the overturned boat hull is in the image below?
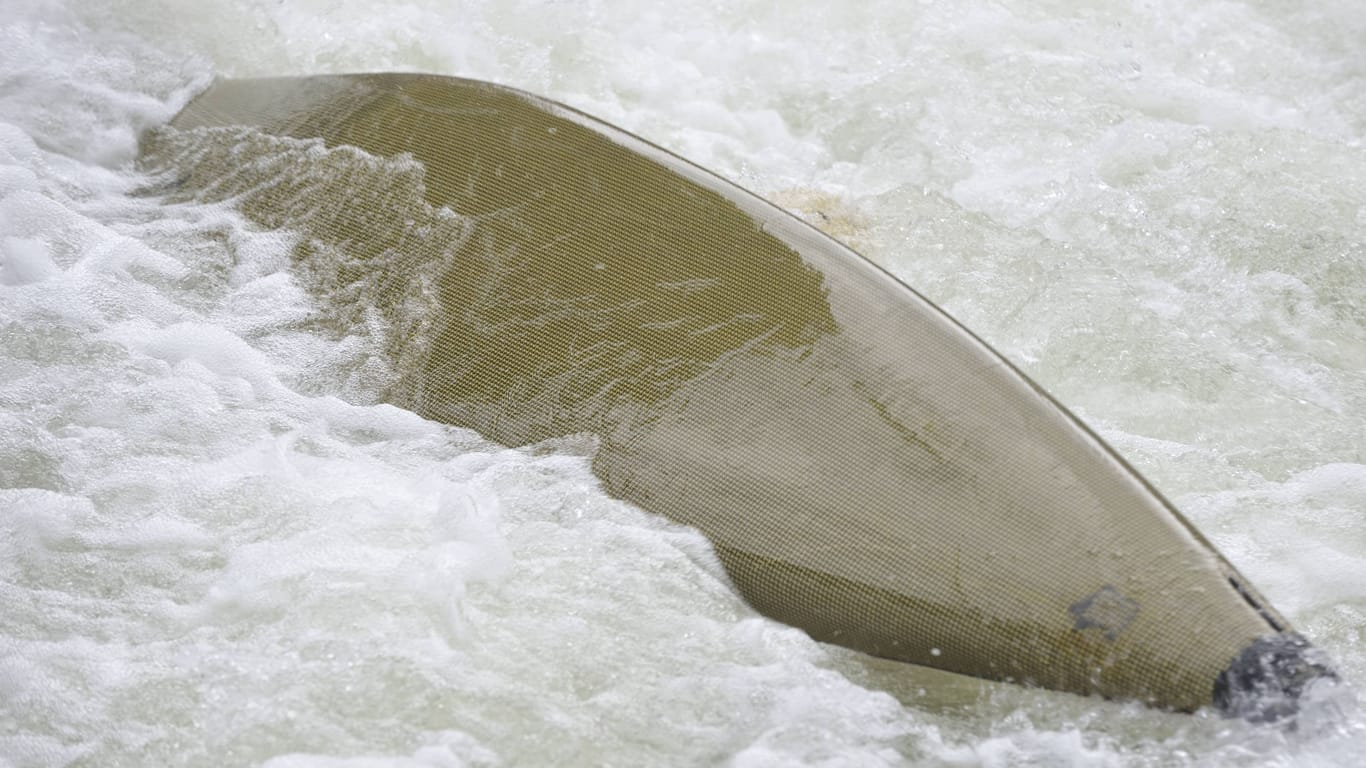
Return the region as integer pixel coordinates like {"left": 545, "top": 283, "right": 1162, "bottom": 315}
{"left": 141, "top": 73, "right": 1332, "bottom": 717}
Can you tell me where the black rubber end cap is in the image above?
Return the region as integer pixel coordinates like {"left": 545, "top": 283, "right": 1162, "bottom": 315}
{"left": 1213, "top": 633, "right": 1337, "bottom": 723}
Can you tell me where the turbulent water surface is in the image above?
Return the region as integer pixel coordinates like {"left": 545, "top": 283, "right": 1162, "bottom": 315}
{"left": 2, "top": 1, "right": 1364, "bottom": 766}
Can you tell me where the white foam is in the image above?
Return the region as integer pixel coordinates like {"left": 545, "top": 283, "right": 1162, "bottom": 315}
{"left": 2, "top": 0, "right": 1364, "bottom": 765}
{"left": 0, "top": 237, "right": 58, "bottom": 286}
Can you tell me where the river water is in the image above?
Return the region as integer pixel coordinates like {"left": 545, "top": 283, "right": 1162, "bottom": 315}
{"left": 2, "top": 1, "right": 1363, "bottom": 765}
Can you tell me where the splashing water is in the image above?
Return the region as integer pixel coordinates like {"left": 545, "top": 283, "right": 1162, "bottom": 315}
{"left": 2, "top": 1, "right": 1363, "bottom": 765}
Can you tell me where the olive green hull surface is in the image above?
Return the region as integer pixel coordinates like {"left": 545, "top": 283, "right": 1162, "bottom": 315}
{"left": 141, "top": 74, "right": 1317, "bottom": 714}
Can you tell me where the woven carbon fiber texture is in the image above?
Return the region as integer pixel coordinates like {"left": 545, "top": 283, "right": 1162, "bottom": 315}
{"left": 141, "top": 73, "right": 1292, "bottom": 712}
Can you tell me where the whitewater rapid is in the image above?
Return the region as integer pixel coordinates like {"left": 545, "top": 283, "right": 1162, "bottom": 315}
{"left": 2, "top": 1, "right": 1364, "bottom": 766}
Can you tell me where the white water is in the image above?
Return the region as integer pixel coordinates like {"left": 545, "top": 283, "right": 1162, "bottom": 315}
{"left": 2, "top": 1, "right": 1363, "bottom": 765}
